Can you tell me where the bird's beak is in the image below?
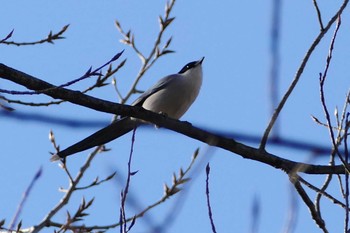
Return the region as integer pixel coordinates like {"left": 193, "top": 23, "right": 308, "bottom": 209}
{"left": 198, "top": 57, "right": 205, "bottom": 65}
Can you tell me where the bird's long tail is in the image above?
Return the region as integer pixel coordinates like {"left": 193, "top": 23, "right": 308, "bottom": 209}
{"left": 50, "top": 117, "right": 138, "bottom": 161}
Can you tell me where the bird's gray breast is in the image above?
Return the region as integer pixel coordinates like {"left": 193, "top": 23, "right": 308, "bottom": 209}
{"left": 141, "top": 74, "right": 201, "bottom": 119}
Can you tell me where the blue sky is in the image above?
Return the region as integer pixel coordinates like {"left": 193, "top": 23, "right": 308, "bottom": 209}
{"left": 1, "top": 0, "right": 350, "bottom": 232}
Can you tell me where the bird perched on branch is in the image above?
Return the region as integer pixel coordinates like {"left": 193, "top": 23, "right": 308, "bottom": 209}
{"left": 51, "top": 57, "right": 204, "bottom": 161}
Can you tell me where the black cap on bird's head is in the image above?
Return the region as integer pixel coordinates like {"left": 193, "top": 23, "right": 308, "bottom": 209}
{"left": 178, "top": 57, "right": 205, "bottom": 74}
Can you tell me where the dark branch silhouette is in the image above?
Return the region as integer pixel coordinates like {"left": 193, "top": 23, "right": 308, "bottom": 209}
{"left": 0, "top": 63, "right": 348, "bottom": 175}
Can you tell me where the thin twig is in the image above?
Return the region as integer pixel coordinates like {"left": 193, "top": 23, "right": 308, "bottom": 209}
{"left": 297, "top": 175, "right": 349, "bottom": 210}
{"left": 59, "top": 197, "right": 95, "bottom": 233}
{"left": 75, "top": 172, "right": 117, "bottom": 191}
{"left": 0, "top": 29, "right": 14, "bottom": 43}
{"left": 0, "top": 51, "right": 123, "bottom": 96}
{"left": 319, "top": 15, "right": 350, "bottom": 172}
{"left": 313, "top": 0, "right": 325, "bottom": 30}
{"left": 315, "top": 159, "right": 334, "bottom": 216}
{"left": 344, "top": 113, "right": 349, "bottom": 231}
{"left": 316, "top": 90, "right": 350, "bottom": 213}
{"left": 8, "top": 167, "right": 43, "bottom": 230}
{"left": 290, "top": 176, "right": 328, "bottom": 233}
{"left": 1, "top": 25, "right": 69, "bottom": 46}
{"left": 0, "top": 59, "right": 126, "bottom": 107}
{"left": 31, "top": 146, "right": 102, "bottom": 233}
{"left": 205, "top": 163, "right": 217, "bottom": 233}
{"left": 120, "top": 128, "right": 137, "bottom": 233}
{"left": 119, "top": 0, "right": 177, "bottom": 104}
{"left": 48, "top": 149, "right": 200, "bottom": 232}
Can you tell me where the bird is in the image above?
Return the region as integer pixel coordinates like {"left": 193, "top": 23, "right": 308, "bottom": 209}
{"left": 51, "top": 57, "right": 204, "bottom": 161}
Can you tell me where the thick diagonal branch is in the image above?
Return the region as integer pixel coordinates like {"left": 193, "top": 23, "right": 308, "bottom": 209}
{"left": 0, "top": 63, "right": 348, "bottom": 175}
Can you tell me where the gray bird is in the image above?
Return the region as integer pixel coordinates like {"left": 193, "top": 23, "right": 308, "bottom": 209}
{"left": 51, "top": 57, "right": 204, "bottom": 161}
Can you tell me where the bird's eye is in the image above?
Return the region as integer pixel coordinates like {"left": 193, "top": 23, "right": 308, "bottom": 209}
{"left": 178, "top": 61, "right": 197, "bottom": 74}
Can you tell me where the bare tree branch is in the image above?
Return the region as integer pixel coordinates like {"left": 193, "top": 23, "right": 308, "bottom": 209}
{"left": 290, "top": 176, "right": 328, "bottom": 233}
{"left": 0, "top": 63, "right": 349, "bottom": 175}
{"left": 260, "top": 0, "right": 349, "bottom": 149}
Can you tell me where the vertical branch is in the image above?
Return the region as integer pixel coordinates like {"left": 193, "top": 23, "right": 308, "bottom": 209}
{"left": 316, "top": 91, "right": 350, "bottom": 214}
{"left": 318, "top": 18, "right": 350, "bottom": 231}
{"left": 269, "top": 0, "right": 282, "bottom": 138}
{"left": 319, "top": 15, "right": 350, "bottom": 172}
{"left": 116, "top": 0, "right": 177, "bottom": 104}
{"left": 205, "top": 163, "right": 217, "bottom": 233}
{"left": 120, "top": 128, "right": 137, "bottom": 233}
{"left": 344, "top": 113, "right": 349, "bottom": 231}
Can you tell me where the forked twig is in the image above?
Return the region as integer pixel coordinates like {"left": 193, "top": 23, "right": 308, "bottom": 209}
{"left": 318, "top": 15, "right": 350, "bottom": 172}
{"left": 115, "top": 0, "right": 176, "bottom": 104}
{"left": 290, "top": 176, "right": 328, "bottom": 233}
{"left": 30, "top": 146, "right": 103, "bottom": 233}
{"left": 0, "top": 25, "right": 69, "bottom": 46}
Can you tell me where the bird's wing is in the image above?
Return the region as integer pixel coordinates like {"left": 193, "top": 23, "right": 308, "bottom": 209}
{"left": 50, "top": 117, "right": 138, "bottom": 161}
{"left": 51, "top": 75, "right": 180, "bottom": 161}
{"left": 131, "top": 74, "right": 179, "bottom": 107}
